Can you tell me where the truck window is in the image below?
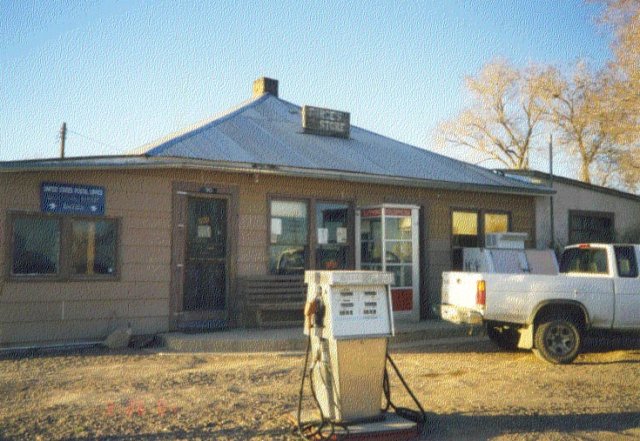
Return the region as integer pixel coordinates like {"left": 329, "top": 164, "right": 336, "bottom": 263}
{"left": 559, "top": 248, "right": 609, "bottom": 274}
{"left": 614, "top": 246, "right": 638, "bottom": 278}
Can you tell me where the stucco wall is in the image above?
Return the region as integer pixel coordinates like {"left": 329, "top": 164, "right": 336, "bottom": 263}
{"left": 534, "top": 181, "right": 640, "bottom": 249}
{"left": 0, "top": 167, "right": 536, "bottom": 345}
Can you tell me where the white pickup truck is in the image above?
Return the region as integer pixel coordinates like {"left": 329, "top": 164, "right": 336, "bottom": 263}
{"left": 440, "top": 244, "right": 640, "bottom": 364}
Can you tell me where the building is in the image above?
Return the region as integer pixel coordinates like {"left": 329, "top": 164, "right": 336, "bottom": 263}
{"left": 0, "top": 78, "right": 550, "bottom": 346}
{"left": 500, "top": 169, "right": 640, "bottom": 249}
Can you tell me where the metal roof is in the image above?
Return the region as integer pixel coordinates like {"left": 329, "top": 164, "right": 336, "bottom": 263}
{"left": 1, "top": 93, "right": 552, "bottom": 196}
{"left": 134, "top": 93, "right": 549, "bottom": 194}
{"left": 498, "top": 169, "right": 640, "bottom": 202}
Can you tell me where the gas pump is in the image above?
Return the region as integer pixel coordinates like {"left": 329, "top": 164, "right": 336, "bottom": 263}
{"left": 296, "top": 270, "right": 426, "bottom": 441}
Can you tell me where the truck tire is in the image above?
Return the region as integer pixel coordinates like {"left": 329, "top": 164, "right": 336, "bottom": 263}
{"left": 486, "top": 324, "right": 520, "bottom": 351}
{"left": 533, "top": 317, "right": 581, "bottom": 364}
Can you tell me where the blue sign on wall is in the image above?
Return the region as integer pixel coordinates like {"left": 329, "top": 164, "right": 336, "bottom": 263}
{"left": 41, "top": 182, "right": 106, "bottom": 216}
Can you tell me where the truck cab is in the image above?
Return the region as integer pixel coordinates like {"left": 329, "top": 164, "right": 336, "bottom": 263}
{"left": 440, "top": 244, "right": 640, "bottom": 364}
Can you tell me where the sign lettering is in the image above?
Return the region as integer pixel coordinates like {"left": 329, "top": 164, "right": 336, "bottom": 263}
{"left": 302, "top": 105, "right": 350, "bottom": 138}
{"left": 41, "top": 182, "right": 106, "bottom": 216}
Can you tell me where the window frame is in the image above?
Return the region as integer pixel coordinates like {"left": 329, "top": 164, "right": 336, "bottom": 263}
{"left": 568, "top": 210, "right": 615, "bottom": 245}
{"left": 67, "top": 215, "right": 121, "bottom": 281}
{"left": 450, "top": 207, "right": 513, "bottom": 269}
{"left": 483, "top": 210, "right": 512, "bottom": 236}
{"left": 6, "top": 211, "right": 121, "bottom": 282}
{"left": 614, "top": 245, "right": 639, "bottom": 279}
{"left": 267, "top": 195, "right": 354, "bottom": 275}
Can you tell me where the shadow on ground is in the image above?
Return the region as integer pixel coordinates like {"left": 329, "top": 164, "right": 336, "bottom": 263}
{"left": 427, "top": 411, "right": 640, "bottom": 440}
{"left": 394, "top": 331, "right": 640, "bottom": 358}
{"left": 44, "top": 411, "right": 640, "bottom": 441}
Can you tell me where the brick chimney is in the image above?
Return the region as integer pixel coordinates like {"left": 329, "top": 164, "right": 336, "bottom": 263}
{"left": 252, "top": 77, "right": 278, "bottom": 97}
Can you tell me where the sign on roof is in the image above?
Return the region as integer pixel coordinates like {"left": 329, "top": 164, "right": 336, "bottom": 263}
{"left": 302, "top": 105, "right": 350, "bottom": 139}
{"left": 41, "top": 182, "right": 105, "bottom": 216}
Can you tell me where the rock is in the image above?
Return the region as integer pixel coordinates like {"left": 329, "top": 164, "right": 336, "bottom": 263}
{"left": 103, "top": 325, "right": 132, "bottom": 349}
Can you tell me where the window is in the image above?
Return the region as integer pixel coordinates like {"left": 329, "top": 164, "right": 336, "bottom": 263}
{"left": 71, "top": 220, "right": 118, "bottom": 275}
{"left": 360, "top": 217, "right": 382, "bottom": 270}
{"left": 269, "top": 200, "right": 308, "bottom": 275}
{"left": 559, "top": 247, "right": 609, "bottom": 274}
{"left": 484, "top": 213, "right": 509, "bottom": 235}
{"left": 12, "top": 216, "right": 61, "bottom": 275}
{"left": 269, "top": 198, "right": 352, "bottom": 275}
{"left": 452, "top": 211, "right": 478, "bottom": 248}
{"left": 9, "top": 213, "right": 119, "bottom": 280}
{"left": 385, "top": 214, "right": 414, "bottom": 288}
{"left": 451, "top": 209, "right": 511, "bottom": 270}
{"left": 615, "top": 246, "right": 638, "bottom": 278}
{"left": 568, "top": 211, "right": 614, "bottom": 245}
{"left": 316, "top": 203, "right": 349, "bottom": 270}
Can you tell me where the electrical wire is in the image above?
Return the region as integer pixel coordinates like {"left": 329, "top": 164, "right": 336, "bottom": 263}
{"left": 67, "top": 129, "right": 123, "bottom": 155}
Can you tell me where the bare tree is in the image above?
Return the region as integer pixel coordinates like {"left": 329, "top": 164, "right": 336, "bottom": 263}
{"left": 598, "top": 0, "right": 640, "bottom": 190}
{"left": 436, "top": 60, "right": 551, "bottom": 169}
{"left": 542, "top": 63, "right": 622, "bottom": 185}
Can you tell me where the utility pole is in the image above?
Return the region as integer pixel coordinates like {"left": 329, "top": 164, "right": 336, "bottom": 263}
{"left": 549, "top": 134, "right": 555, "bottom": 249}
{"left": 60, "top": 122, "right": 67, "bottom": 158}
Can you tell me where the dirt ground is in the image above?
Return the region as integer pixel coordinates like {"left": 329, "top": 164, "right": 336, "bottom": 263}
{"left": 1, "top": 334, "right": 640, "bottom": 441}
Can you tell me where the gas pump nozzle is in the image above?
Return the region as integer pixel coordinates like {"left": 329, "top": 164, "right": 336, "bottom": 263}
{"left": 304, "top": 288, "right": 325, "bottom": 332}
{"left": 313, "top": 296, "right": 325, "bottom": 328}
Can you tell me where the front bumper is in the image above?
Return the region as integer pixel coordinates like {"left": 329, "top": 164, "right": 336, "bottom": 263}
{"left": 440, "top": 304, "right": 484, "bottom": 326}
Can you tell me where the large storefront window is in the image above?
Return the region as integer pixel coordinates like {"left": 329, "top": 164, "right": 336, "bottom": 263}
{"left": 9, "top": 213, "right": 118, "bottom": 280}
{"left": 270, "top": 200, "right": 308, "bottom": 275}
{"left": 269, "top": 199, "right": 352, "bottom": 275}
{"left": 316, "top": 203, "right": 349, "bottom": 270}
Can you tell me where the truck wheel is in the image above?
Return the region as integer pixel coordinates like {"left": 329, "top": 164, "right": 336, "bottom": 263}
{"left": 487, "top": 325, "right": 520, "bottom": 351}
{"left": 533, "top": 318, "right": 581, "bottom": 364}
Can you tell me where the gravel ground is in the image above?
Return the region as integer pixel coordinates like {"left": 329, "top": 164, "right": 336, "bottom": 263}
{"left": 1, "top": 334, "right": 640, "bottom": 441}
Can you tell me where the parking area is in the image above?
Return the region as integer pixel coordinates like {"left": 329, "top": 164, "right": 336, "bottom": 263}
{"left": 1, "top": 335, "right": 640, "bottom": 440}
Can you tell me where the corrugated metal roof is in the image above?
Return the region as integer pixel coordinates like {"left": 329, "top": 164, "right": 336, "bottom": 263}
{"left": 499, "top": 169, "right": 640, "bottom": 201}
{"left": 136, "top": 93, "right": 547, "bottom": 193}
{"left": 1, "top": 93, "right": 552, "bottom": 195}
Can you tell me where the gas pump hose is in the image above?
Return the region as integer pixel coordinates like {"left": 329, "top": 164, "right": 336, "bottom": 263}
{"left": 296, "top": 333, "right": 350, "bottom": 440}
{"left": 383, "top": 352, "right": 428, "bottom": 436}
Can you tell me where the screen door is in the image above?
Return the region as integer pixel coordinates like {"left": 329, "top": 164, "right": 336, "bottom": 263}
{"left": 183, "top": 197, "right": 228, "bottom": 313}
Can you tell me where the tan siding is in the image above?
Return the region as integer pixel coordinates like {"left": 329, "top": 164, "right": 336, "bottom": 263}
{"left": 121, "top": 245, "right": 171, "bottom": 265}
{"left": 0, "top": 167, "right": 537, "bottom": 344}
{"left": 121, "top": 263, "right": 171, "bottom": 283}
{"left": 0, "top": 317, "right": 167, "bottom": 344}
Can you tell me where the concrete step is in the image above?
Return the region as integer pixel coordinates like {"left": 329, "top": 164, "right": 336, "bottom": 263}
{"left": 160, "top": 320, "right": 479, "bottom": 353}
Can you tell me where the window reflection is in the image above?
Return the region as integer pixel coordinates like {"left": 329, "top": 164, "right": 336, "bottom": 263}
{"left": 316, "top": 203, "right": 349, "bottom": 270}
{"left": 269, "top": 200, "right": 308, "bottom": 275}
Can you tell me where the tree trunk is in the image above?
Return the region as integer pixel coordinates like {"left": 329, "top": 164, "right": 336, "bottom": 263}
{"left": 580, "top": 162, "right": 591, "bottom": 184}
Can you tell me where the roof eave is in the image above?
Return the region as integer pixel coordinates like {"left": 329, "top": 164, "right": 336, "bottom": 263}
{"left": 0, "top": 156, "right": 553, "bottom": 196}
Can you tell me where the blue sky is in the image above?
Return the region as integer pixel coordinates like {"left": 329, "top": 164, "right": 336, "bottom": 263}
{"left": 1, "top": 1, "right": 610, "bottom": 177}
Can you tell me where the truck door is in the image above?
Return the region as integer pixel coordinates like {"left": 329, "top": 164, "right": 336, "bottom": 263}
{"left": 613, "top": 245, "right": 640, "bottom": 328}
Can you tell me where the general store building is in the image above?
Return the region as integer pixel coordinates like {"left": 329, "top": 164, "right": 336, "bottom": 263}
{"left": 0, "top": 78, "right": 550, "bottom": 345}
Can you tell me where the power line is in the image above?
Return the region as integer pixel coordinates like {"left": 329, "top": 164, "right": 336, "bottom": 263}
{"left": 66, "top": 128, "right": 123, "bottom": 154}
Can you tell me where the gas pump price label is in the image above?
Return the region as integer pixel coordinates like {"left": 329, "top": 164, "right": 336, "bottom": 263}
{"left": 338, "top": 291, "right": 355, "bottom": 317}
{"left": 334, "top": 290, "right": 380, "bottom": 320}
